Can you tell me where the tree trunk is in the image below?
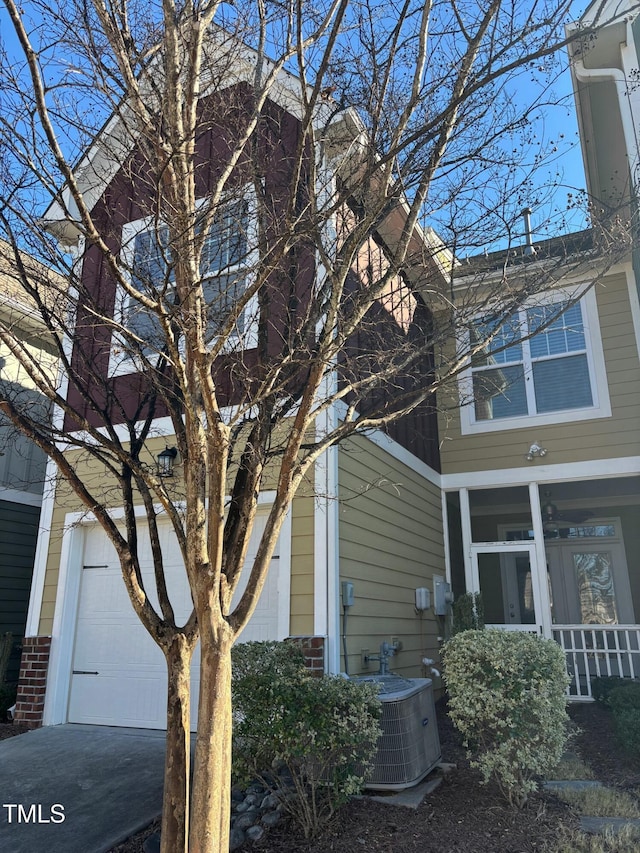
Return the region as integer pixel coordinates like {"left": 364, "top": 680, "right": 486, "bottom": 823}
{"left": 189, "top": 622, "right": 235, "bottom": 853}
{"left": 161, "top": 634, "right": 195, "bottom": 853}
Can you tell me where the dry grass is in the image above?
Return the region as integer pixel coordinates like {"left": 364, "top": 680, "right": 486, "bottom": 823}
{"left": 549, "top": 824, "right": 640, "bottom": 853}
{"left": 554, "top": 786, "right": 640, "bottom": 819}
{"left": 548, "top": 756, "right": 595, "bottom": 781}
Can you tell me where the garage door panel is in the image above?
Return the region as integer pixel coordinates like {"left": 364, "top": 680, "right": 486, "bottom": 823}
{"left": 69, "top": 515, "right": 284, "bottom": 729}
{"left": 69, "top": 673, "right": 167, "bottom": 728}
{"left": 81, "top": 567, "right": 131, "bottom": 613}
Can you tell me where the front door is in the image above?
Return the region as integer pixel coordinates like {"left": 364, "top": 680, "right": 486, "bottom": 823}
{"left": 471, "top": 543, "right": 542, "bottom": 632}
{"left": 546, "top": 524, "right": 634, "bottom": 625}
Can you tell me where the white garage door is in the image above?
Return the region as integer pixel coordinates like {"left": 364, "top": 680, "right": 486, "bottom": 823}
{"left": 68, "top": 513, "right": 285, "bottom": 729}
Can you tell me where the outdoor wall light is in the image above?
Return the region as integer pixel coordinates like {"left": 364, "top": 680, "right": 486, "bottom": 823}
{"left": 156, "top": 446, "right": 178, "bottom": 477}
{"left": 526, "top": 441, "right": 547, "bottom": 461}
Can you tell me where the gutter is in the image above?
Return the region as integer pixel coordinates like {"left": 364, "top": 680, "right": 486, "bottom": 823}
{"left": 570, "top": 16, "right": 640, "bottom": 298}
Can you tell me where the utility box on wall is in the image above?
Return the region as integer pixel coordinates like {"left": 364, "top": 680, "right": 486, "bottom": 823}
{"left": 433, "top": 577, "right": 453, "bottom": 616}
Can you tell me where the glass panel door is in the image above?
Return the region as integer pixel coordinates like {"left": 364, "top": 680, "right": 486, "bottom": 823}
{"left": 471, "top": 544, "right": 542, "bottom": 632}
{"left": 546, "top": 537, "right": 634, "bottom": 625}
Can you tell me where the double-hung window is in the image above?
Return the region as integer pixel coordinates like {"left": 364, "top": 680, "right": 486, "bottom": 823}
{"left": 198, "top": 198, "right": 250, "bottom": 342}
{"left": 127, "top": 223, "right": 173, "bottom": 354}
{"left": 110, "top": 194, "right": 254, "bottom": 375}
{"left": 459, "top": 288, "right": 610, "bottom": 433}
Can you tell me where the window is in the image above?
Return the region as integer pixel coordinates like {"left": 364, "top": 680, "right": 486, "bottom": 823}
{"left": 110, "top": 195, "right": 254, "bottom": 374}
{"left": 459, "top": 288, "right": 610, "bottom": 433}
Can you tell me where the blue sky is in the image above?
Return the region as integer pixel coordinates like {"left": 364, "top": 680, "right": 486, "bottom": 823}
{"left": 0, "top": 1, "right": 592, "bottom": 252}
{"left": 507, "top": 49, "right": 590, "bottom": 244}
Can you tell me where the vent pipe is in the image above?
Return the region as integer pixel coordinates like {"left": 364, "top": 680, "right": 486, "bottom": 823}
{"left": 521, "top": 207, "right": 536, "bottom": 256}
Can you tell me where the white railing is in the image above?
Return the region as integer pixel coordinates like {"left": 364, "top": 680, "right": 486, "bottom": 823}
{"left": 552, "top": 625, "right": 640, "bottom": 701}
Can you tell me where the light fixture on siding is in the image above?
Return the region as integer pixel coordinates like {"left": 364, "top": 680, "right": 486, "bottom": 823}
{"left": 526, "top": 441, "right": 547, "bottom": 461}
{"left": 157, "top": 446, "right": 178, "bottom": 477}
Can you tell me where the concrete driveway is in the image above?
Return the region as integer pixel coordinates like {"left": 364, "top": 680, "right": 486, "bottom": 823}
{"left": 0, "top": 724, "right": 166, "bottom": 853}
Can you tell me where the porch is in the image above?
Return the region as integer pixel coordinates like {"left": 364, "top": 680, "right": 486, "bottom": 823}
{"left": 444, "top": 475, "right": 640, "bottom": 701}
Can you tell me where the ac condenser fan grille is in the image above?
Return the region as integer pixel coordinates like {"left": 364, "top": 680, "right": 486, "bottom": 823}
{"left": 355, "top": 676, "right": 442, "bottom": 791}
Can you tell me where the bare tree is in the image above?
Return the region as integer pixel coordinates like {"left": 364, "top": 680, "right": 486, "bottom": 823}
{"left": 0, "top": 1, "right": 632, "bottom": 851}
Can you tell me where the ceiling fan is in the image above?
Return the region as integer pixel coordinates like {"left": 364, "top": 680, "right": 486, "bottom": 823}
{"left": 541, "top": 491, "right": 594, "bottom": 531}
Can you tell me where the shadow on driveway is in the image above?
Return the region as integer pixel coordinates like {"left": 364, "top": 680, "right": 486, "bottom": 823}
{"left": 0, "top": 724, "right": 165, "bottom": 853}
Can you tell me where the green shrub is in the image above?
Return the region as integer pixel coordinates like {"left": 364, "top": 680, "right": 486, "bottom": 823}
{"left": 591, "top": 676, "right": 637, "bottom": 705}
{"left": 607, "top": 683, "right": 640, "bottom": 756}
{"left": 442, "top": 629, "right": 569, "bottom": 808}
{"left": 232, "top": 641, "right": 381, "bottom": 839}
{"left": 232, "top": 638, "right": 307, "bottom": 686}
{"left": 0, "top": 682, "right": 16, "bottom": 722}
{"left": 0, "top": 632, "right": 12, "bottom": 685}
{"left": 607, "top": 682, "right": 640, "bottom": 712}
{"left": 451, "top": 592, "right": 484, "bottom": 634}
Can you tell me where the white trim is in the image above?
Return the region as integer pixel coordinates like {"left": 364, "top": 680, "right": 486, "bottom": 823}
{"left": 333, "top": 400, "right": 441, "bottom": 487}
{"left": 441, "top": 456, "right": 640, "bottom": 491}
{"left": 625, "top": 264, "right": 640, "bottom": 362}
{"left": 42, "top": 517, "right": 86, "bottom": 725}
{"left": 458, "top": 286, "right": 611, "bottom": 434}
{"left": 528, "top": 482, "right": 553, "bottom": 637}
{"left": 42, "top": 492, "right": 292, "bottom": 726}
{"left": 313, "top": 452, "right": 329, "bottom": 647}
{"left": 459, "top": 488, "right": 473, "bottom": 594}
{"left": 314, "top": 386, "right": 340, "bottom": 673}
{"left": 64, "top": 415, "right": 178, "bottom": 447}
{"left": 24, "top": 459, "right": 59, "bottom": 636}
{"left": 0, "top": 487, "right": 42, "bottom": 507}
{"left": 275, "top": 506, "right": 292, "bottom": 640}
{"left": 441, "top": 490, "right": 452, "bottom": 587}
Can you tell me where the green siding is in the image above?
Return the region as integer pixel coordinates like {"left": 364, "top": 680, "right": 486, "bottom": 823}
{"left": 0, "top": 500, "right": 40, "bottom": 682}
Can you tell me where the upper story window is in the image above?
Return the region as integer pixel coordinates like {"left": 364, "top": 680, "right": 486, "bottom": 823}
{"left": 110, "top": 194, "right": 255, "bottom": 375}
{"left": 459, "top": 287, "right": 611, "bottom": 434}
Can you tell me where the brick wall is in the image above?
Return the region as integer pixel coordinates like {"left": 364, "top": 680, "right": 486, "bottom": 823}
{"left": 12, "top": 636, "right": 51, "bottom": 728}
{"left": 287, "top": 635, "right": 325, "bottom": 676}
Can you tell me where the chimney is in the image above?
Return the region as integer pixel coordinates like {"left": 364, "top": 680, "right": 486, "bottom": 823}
{"left": 521, "top": 207, "right": 536, "bottom": 256}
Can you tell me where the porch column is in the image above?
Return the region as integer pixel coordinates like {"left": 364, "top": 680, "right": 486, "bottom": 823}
{"left": 529, "top": 483, "right": 553, "bottom": 638}
{"left": 459, "top": 488, "right": 474, "bottom": 593}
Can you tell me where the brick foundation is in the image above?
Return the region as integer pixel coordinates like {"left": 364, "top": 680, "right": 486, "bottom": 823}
{"left": 287, "top": 635, "right": 325, "bottom": 676}
{"left": 12, "top": 636, "right": 51, "bottom": 728}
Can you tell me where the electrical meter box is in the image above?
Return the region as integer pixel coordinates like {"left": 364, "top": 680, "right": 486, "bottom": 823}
{"left": 433, "top": 578, "right": 453, "bottom": 615}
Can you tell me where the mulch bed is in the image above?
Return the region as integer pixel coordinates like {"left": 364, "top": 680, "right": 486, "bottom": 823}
{"left": 0, "top": 721, "right": 30, "bottom": 740}
{"left": 1, "top": 699, "right": 635, "bottom": 853}
{"left": 569, "top": 702, "right": 640, "bottom": 791}
{"left": 237, "top": 703, "right": 578, "bottom": 853}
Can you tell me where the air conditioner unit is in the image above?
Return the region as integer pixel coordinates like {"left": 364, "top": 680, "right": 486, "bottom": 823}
{"left": 355, "top": 675, "right": 441, "bottom": 791}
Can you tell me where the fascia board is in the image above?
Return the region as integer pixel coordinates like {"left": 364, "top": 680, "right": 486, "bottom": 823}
{"left": 575, "top": 0, "right": 638, "bottom": 27}
{"left": 452, "top": 249, "right": 614, "bottom": 292}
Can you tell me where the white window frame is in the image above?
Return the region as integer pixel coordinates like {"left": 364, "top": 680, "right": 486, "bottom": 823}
{"left": 109, "top": 188, "right": 258, "bottom": 377}
{"left": 458, "top": 286, "right": 611, "bottom": 434}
